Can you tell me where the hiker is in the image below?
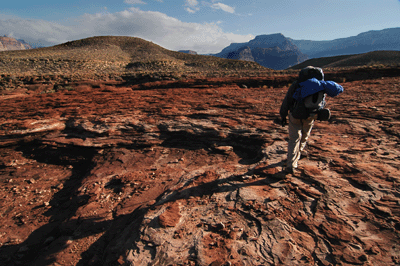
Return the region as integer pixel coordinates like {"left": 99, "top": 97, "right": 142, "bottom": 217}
{"left": 279, "top": 66, "right": 344, "bottom": 174}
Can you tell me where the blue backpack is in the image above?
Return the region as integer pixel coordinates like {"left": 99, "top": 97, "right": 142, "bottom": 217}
{"left": 290, "top": 67, "right": 342, "bottom": 120}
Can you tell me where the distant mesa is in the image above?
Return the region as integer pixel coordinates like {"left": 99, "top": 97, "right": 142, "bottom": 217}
{"left": 0, "top": 36, "right": 32, "bottom": 51}
{"left": 179, "top": 50, "right": 198, "bottom": 55}
{"left": 214, "top": 33, "right": 308, "bottom": 70}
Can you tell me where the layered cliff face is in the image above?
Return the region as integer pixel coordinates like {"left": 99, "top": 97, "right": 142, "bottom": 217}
{"left": 0, "top": 36, "right": 32, "bottom": 51}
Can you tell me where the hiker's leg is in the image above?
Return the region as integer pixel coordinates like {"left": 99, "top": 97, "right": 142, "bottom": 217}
{"left": 287, "top": 113, "right": 302, "bottom": 169}
{"left": 300, "top": 115, "right": 317, "bottom": 151}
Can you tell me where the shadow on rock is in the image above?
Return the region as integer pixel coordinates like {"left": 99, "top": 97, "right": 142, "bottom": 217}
{"left": 158, "top": 124, "right": 266, "bottom": 165}
{"left": 0, "top": 140, "right": 97, "bottom": 265}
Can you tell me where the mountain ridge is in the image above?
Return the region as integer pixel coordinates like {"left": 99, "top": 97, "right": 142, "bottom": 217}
{"left": 289, "top": 27, "right": 400, "bottom": 58}
{"left": 214, "top": 27, "right": 400, "bottom": 70}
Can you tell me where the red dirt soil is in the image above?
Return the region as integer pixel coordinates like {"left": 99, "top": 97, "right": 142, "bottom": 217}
{"left": 0, "top": 70, "right": 400, "bottom": 265}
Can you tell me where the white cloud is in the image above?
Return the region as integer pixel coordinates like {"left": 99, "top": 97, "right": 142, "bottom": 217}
{"left": 185, "top": 0, "right": 200, "bottom": 13}
{"left": 184, "top": 1, "right": 235, "bottom": 15}
{"left": 186, "top": 0, "right": 199, "bottom": 7}
{"left": 124, "top": 0, "right": 146, "bottom": 4}
{"left": 0, "top": 8, "right": 253, "bottom": 54}
{"left": 185, "top": 7, "right": 197, "bottom": 14}
{"left": 211, "top": 3, "right": 235, "bottom": 14}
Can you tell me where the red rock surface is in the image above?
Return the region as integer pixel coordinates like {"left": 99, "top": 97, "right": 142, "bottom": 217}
{"left": 0, "top": 70, "right": 400, "bottom": 265}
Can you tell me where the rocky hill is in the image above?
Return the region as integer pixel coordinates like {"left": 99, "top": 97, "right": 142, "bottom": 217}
{"left": 290, "top": 27, "right": 400, "bottom": 59}
{"left": 214, "top": 34, "right": 308, "bottom": 70}
{"left": 0, "top": 36, "right": 32, "bottom": 51}
{"left": 0, "top": 66, "right": 400, "bottom": 265}
{"left": 0, "top": 36, "right": 269, "bottom": 79}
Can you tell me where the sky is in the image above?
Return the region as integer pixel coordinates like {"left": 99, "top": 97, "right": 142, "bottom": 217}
{"left": 1, "top": 0, "right": 400, "bottom": 54}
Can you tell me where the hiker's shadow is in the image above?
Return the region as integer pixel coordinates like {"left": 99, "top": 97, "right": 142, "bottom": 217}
{"left": 0, "top": 141, "right": 99, "bottom": 265}
{"left": 0, "top": 138, "right": 286, "bottom": 265}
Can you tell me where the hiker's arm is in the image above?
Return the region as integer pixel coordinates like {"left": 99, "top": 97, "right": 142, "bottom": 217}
{"left": 280, "top": 82, "right": 298, "bottom": 119}
{"left": 322, "top": 81, "right": 344, "bottom": 97}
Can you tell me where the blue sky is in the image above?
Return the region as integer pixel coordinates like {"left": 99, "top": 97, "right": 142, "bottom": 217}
{"left": 1, "top": 0, "right": 400, "bottom": 54}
